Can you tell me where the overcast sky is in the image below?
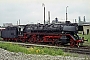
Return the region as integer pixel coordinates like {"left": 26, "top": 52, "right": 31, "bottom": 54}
{"left": 0, "top": 0, "right": 90, "bottom": 26}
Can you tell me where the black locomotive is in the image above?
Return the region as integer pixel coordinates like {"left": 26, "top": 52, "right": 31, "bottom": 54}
{"left": 1, "top": 21, "right": 84, "bottom": 47}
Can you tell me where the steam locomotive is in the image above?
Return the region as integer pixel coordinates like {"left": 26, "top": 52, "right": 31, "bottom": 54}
{"left": 1, "top": 21, "right": 84, "bottom": 47}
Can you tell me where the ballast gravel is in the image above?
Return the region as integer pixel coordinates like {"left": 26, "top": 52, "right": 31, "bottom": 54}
{"left": 0, "top": 48, "right": 89, "bottom": 60}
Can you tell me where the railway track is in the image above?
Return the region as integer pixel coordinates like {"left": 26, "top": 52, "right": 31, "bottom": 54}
{"left": 0, "top": 41, "right": 90, "bottom": 55}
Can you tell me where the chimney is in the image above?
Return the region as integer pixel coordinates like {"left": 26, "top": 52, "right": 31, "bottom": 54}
{"left": 17, "top": 21, "right": 18, "bottom": 25}
{"left": 84, "top": 16, "right": 85, "bottom": 22}
{"left": 19, "top": 19, "right": 20, "bottom": 25}
{"left": 55, "top": 17, "right": 58, "bottom": 23}
{"left": 48, "top": 11, "right": 50, "bottom": 24}
{"left": 78, "top": 16, "right": 81, "bottom": 23}
{"left": 75, "top": 19, "right": 77, "bottom": 23}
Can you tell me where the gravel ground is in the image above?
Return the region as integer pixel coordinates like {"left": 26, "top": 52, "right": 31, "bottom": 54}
{"left": 0, "top": 48, "right": 89, "bottom": 60}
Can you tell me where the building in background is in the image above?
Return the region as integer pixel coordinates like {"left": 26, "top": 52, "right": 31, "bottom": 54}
{"left": 78, "top": 16, "right": 90, "bottom": 25}
{"left": 3, "top": 23, "right": 13, "bottom": 27}
{"left": 78, "top": 16, "right": 90, "bottom": 35}
{"left": 83, "top": 24, "right": 90, "bottom": 35}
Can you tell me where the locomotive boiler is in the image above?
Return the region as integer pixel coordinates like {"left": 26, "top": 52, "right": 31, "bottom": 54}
{"left": 1, "top": 21, "right": 84, "bottom": 47}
